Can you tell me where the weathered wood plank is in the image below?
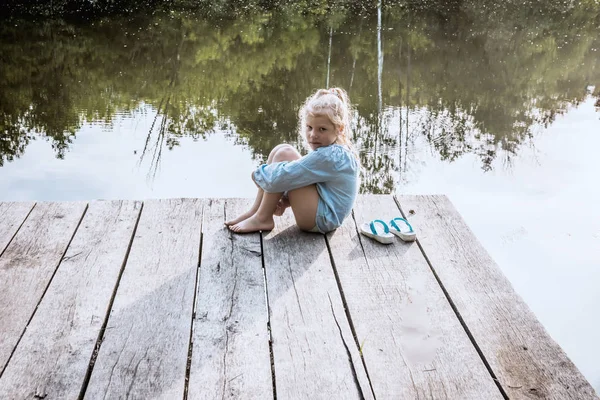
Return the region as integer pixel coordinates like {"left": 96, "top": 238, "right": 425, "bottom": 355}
{"left": 0, "top": 201, "right": 87, "bottom": 373}
{"left": 262, "top": 208, "right": 373, "bottom": 399}
{"left": 84, "top": 199, "right": 203, "bottom": 399}
{"left": 0, "top": 201, "right": 141, "bottom": 399}
{"left": 188, "top": 198, "right": 272, "bottom": 399}
{"left": 396, "top": 194, "right": 599, "bottom": 399}
{"left": 0, "top": 202, "right": 35, "bottom": 255}
{"left": 327, "top": 195, "right": 502, "bottom": 398}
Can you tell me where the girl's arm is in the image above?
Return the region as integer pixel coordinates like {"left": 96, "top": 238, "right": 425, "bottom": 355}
{"left": 253, "top": 149, "right": 337, "bottom": 193}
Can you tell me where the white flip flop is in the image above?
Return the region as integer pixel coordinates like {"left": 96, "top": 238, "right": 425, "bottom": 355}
{"left": 360, "top": 220, "right": 395, "bottom": 244}
{"left": 389, "top": 217, "right": 416, "bottom": 242}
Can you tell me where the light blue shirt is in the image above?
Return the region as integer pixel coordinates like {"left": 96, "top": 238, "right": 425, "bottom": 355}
{"left": 253, "top": 144, "right": 359, "bottom": 233}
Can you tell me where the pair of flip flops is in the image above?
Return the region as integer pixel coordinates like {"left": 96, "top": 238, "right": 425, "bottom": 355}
{"left": 360, "top": 218, "right": 416, "bottom": 244}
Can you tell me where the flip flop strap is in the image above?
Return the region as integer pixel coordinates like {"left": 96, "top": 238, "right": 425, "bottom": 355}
{"left": 370, "top": 219, "right": 389, "bottom": 235}
{"left": 390, "top": 217, "right": 414, "bottom": 233}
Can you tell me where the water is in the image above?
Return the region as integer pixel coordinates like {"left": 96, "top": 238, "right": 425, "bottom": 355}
{"left": 1, "top": 0, "right": 599, "bottom": 391}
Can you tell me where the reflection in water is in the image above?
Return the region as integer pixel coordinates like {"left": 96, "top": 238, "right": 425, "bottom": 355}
{"left": 0, "top": 1, "right": 599, "bottom": 194}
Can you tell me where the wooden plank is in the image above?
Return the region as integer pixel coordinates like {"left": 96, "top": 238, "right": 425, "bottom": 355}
{"left": 0, "top": 201, "right": 87, "bottom": 373}
{"left": 262, "top": 206, "right": 373, "bottom": 399}
{"left": 0, "top": 201, "right": 141, "bottom": 399}
{"left": 84, "top": 198, "right": 203, "bottom": 399}
{"left": 327, "top": 195, "right": 502, "bottom": 398}
{"left": 0, "top": 202, "right": 35, "bottom": 255}
{"left": 188, "top": 198, "right": 272, "bottom": 399}
{"left": 397, "top": 195, "right": 599, "bottom": 399}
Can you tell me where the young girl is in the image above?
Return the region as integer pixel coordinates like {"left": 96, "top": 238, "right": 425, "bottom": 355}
{"left": 225, "top": 87, "right": 359, "bottom": 234}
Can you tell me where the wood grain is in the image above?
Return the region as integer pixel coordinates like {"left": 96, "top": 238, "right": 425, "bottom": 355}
{"left": 327, "top": 195, "right": 502, "bottom": 398}
{"left": 262, "top": 207, "right": 373, "bottom": 399}
{"left": 397, "top": 194, "right": 599, "bottom": 399}
{"left": 0, "top": 202, "right": 35, "bottom": 255}
{"left": 188, "top": 198, "right": 272, "bottom": 399}
{"left": 84, "top": 199, "right": 203, "bottom": 399}
{"left": 0, "top": 201, "right": 87, "bottom": 373}
{"left": 0, "top": 201, "right": 141, "bottom": 399}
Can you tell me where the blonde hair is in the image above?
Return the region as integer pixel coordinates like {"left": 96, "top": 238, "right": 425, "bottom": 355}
{"left": 298, "top": 87, "right": 354, "bottom": 149}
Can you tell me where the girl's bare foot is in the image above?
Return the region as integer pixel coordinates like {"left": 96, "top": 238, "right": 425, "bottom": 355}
{"left": 274, "top": 197, "right": 290, "bottom": 216}
{"left": 229, "top": 214, "right": 274, "bottom": 233}
{"left": 225, "top": 208, "right": 258, "bottom": 226}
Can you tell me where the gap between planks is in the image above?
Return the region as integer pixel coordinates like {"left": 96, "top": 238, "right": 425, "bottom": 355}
{"left": 394, "top": 194, "right": 598, "bottom": 399}
{"left": 0, "top": 203, "right": 89, "bottom": 379}
{"left": 260, "top": 231, "right": 278, "bottom": 400}
{"left": 0, "top": 202, "right": 36, "bottom": 259}
{"left": 182, "top": 202, "right": 204, "bottom": 400}
{"left": 324, "top": 230, "right": 376, "bottom": 399}
{"left": 78, "top": 202, "right": 145, "bottom": 399}
{"left": 393, "top": 195, "right": 509, "bottom": 399}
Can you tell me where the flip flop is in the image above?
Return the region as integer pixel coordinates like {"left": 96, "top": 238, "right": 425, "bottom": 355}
{"left": 389, "top": 217, "right": 416, "bottom": 242}
{"left": 360, "top": 220, "right": 395, "bottom": 244}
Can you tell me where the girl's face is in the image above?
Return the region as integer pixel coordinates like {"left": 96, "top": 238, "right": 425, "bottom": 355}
{"left": 305, "top": 113, "right": 341, "bottom": 150}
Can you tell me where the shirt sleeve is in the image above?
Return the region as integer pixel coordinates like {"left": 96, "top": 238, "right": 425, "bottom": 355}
{"left": 253, "top": 149, "right": 336, "bottom": 193}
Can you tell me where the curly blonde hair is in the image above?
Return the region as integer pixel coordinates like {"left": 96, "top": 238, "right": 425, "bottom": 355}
{"left": 298, "top": 87, "right": 354, "bottom": 150}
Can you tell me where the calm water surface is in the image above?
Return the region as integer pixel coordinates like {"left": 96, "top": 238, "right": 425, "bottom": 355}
{"left": 1, "top": 0, "right": 599, "bottom": 391}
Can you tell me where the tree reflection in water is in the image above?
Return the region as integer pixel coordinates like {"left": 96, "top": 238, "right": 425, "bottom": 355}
{"left": 1, "top": 0, "right": 599, "bottom": 193}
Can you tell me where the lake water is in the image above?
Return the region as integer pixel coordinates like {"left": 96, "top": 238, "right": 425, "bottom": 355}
{"left": 1, "top": 0, "right": 599, "bottom": 392}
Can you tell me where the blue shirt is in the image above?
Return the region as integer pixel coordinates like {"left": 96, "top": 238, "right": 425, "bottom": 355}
{"left": 253, "top": 144, "right": 359, "bottom": 233}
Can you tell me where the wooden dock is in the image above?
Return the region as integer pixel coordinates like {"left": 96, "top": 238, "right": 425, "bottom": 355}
{"left": 0, "top": 195, "right": 597, "bottom": 399}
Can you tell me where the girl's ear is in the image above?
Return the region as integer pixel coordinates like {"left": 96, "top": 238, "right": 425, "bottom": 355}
{"left": 338, "top": 124, "right": 345, "bottom": 134}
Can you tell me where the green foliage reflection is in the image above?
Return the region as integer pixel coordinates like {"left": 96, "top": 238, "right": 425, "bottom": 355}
{"left": 0, "top": 1, "right": 599, "bottom": 193}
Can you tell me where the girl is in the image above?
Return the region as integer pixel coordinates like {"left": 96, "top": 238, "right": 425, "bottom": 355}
{"left": 225, "top": 87, "right": 359, "bottom": 234}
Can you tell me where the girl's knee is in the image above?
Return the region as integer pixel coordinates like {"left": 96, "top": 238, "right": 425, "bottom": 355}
{"left": 270, "top": 145, "right": 300, "bottom": 163}
{"left": 268, "top": 144, "right": 293, "bottom": 162}
{"left": 270, "top": 144, "right": 290, "bottom": 153}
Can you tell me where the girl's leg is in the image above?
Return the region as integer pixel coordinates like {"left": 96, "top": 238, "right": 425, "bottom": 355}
{"left": 230, "top": 145, "right": 316, "bottom": 233}
{"left": 224, "top": 184, "right": 263, "bottom": 226}
{"left": 288, "top": 185, "right": 320, "bottom": 231}
{"left": 269, "top": 147, "right": 319, "bottom": 231}
{"left": 225, "top": 144, "right": 301, "bottom": 232}
{"left": 224, "top": 144, "right": 295, "bottom": 226}
{"left": 229, "top": 191, "right": 282, "bottom": 232}
{"left": 230, "top": 185, "right": 319, "bottom": 233}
